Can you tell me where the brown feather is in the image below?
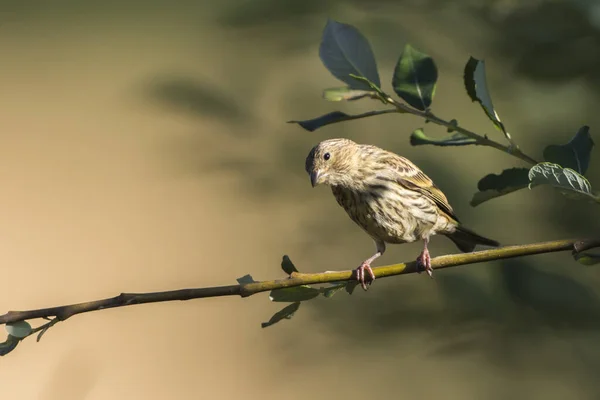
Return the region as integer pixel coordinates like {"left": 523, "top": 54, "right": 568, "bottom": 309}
{"left": 363, "top": 147, "right": 461, "bottom": 224}
{"left": 305, "top": 138, "right": 498, "bottom": 251}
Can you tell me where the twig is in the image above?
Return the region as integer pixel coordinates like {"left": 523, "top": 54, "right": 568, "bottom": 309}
{"left": 385, "top": 96, "right": 540, "bottom": 165}
{"left": 0, "top": 238, "right": 595, "bottom": 326}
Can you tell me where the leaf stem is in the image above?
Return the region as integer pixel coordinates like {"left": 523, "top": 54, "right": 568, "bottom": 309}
{"left": 384, "top": 96, "right": 540, "bottom": 165}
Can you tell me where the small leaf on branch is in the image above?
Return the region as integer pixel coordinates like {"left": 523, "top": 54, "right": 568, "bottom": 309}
{"left": 348, "top": 74, "right": 388, "bottom": 99}
{"left": 6, "top": 321, "right": 32, "bottom": 339}
{"left": 392, "top": 44, "right": 438, "bottom": 111}
{"left": 543, "top": 126, "right": 594, "bottom": 175}
{"left": 322, "top": 87, "right": 375, "bottom": 102}
{"left": 288, "top": 110, "right": 396, "bottom": 132}
{"left": 345, "top": 281, "right": 359, "bottom": 295}
{"left": 410, "top": 128, "right": 477, "bottom": 147}
{"left": 0, "top": 335, "right": 20, "bottom": 356}
{"left": 319, "top": 19, "right": 381, "bottom": 90}
{"left": 289, "top": 112, "right": 351, "bottom": 132}
{"left": 573, "top": 251, "right": 600, "bottom": 266}
{"left": 281, "top": 255, "right": 298, "bottom": 275}
{"left": 447, "top": 119, "right": 458, "bottom": 133}
{"left": 470, "top": 168, "right": 530, "bottom": 207}
{"left": 528, "top": 162, "right": 597, "bottom": 201}
{"left": 464, "top": 56, "right": 513, "bottom": 144}
{"left": 261, "top": 302, "right": 301, "bottom": 328}
{"left": 269, "top": 286, "right": 320, "bottom": 302}
{"left": 236, "top": 274, "right": 256, "bottom": 285}
{"left": 322, "top": 283, "right": 347, "bottom": 298}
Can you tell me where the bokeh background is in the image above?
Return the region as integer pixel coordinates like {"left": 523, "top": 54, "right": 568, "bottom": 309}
{"left": 1, "top": 0, "right": 600, "bottom": 398}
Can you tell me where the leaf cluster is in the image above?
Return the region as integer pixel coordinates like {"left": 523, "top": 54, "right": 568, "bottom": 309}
{"left": 291, "top": 20, "right": 597, "bottom": 204}
{"left": 287, "top": 19, "right": 599, "bottom": 267}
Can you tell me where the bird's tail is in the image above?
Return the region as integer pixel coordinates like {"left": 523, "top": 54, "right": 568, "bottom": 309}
{"left": 447, "top": 225, "right": 500, "bottom": 253}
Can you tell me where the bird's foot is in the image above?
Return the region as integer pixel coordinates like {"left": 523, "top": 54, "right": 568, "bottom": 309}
{"left": 355, "top": 261, "right": 376, "bottom": 291}
{"left": 416, "top": 248, "right": 433, "bottom": 278}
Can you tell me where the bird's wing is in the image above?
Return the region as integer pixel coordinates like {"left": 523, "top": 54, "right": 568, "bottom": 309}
{"left": 387, "top": 155, "right": 461, "bottom": 223}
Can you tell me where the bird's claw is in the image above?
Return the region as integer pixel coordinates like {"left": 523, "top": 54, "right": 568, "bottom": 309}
{"left": 356, "top": 262, "right": 376, "bottom": 291}
{"left": 416, "top": 249, "right": 433, "bottom": 278}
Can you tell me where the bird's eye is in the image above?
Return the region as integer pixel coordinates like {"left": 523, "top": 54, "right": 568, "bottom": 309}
{"left": 323, "top": 152, "right": 331, "bottom": 161}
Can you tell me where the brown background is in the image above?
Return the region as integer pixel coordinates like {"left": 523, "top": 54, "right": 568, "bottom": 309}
{"left": 1, "top": 1, "right": 600, "bottom": 399}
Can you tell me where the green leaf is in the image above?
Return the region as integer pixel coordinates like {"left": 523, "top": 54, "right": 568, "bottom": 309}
{"left": 345, "top": 281, "right": 359, "bottom": 295}
{"left": 573, "top": 251, "right": 600, "bottom": 266}
{"left": 0, "top": 335, "right": 20, "bottom": 356}
{"left": 348, "top": 74, "right": 388, "bottom": 99}
{"left": 447, "top": 119, "right": 458, "bottom": 133}
{"left": 528, "top": 162, "right": 597, "bottom": 200}
{"left": 6, "top": 321, "right": 32, "bottom": 339}
{"left": 470, "top": 168, "right": 530, "bottom": 207}
{"left": 322, "top": 87, "right": 374, "bottom": 102}
{"left": 392, "top": 44, "right": 438, "bottom": 111}
{"left": 236, "top": 274, "right": 256, "bottom": 285}
{"left": 319, "top": 19, "right": 381, "bottom": 90}
{"left": 322, "top": 283, "right": 347, "bottom": 298}
{"left": 289, "top": 111, "right": 350, "bottom": 132}
{"left": 410, "top": 128, "right": 477, "bottom": 147}
{"left": 261, "top": 302, "right": 301, "bottom": 328}
{"left": 321, "top": 280, "right": 359, "bottom": 297}
{"left": 288, "top": 109, "right": 396, "bottom": 132}
{"left": 464, "top": 57, "right": 513, "bottom": 144}
{"left": 281, "top": 255, "right": 298, "bottom": 275}
{"left": 543, "top": 126, "right": 594, "bottom": 175}
{"left": 269, "top": 286, "right": 320, "bottom": 302}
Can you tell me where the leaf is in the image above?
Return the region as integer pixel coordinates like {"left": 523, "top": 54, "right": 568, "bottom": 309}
{"left": 5, "top": 321, "right": 32, "bottom": 339}
{"left": 348, "top": 74, "right": 388, "bottom": 98}
{"left": 322, "top": 87, "right": 374, "bottom": 102}
{"left": 543, "top": 126, "right": 594, "bottom": 175}
{"left": 281, "top": 255, "right": 298, "bottom": 275}
{"left": 410, "top": 128, "right": 477, "bottom": 147}
{"left": 447, "top": 119, "right": 458, "bottom": 133}
{"left": 269, "top": 286, "right": 320, "bottom": 302}
{"left": 319, "top": 19, "right": 381, "bottom": 90}
{"left": 345, "top": 281, "right": 359, "bottom": 295}
{"left": 470, "top": 168, "right": 530, "bottom": 207}
{"left": 236, "top": 274, "right": 256, "bottom": 285}
{"left": 464, "top": 57, "right": 513, "bottom": 144}
{"left": 322, "top": 283, "right": 347, "bottom": 298}
{"left": 573, "top": 251, "right": 600, "bottom": 266}
{"left": 528, "top": 162, "right": 597, "bottom": 200}
{"left": 288, "top": 110, "right": 396, "bottom": 132}
{"left": 0, "top": 335, "right": 20, "bottom": 356}
{"left": 261, "top": 302, "right": 301, "bottom": 328}
{"left": 392, "top": 44, "right": 438, "bottom": 111}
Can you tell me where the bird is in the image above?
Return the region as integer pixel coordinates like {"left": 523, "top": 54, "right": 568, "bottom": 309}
{"left": 304, "top": 138, "right": 500, "bottom": 290}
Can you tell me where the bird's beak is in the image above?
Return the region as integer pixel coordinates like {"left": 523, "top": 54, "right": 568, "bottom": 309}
{"left": 310, "top": 169, "right": 321, "bottom": 187}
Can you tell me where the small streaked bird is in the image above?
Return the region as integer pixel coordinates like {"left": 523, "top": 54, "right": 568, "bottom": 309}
{"left": 305, "top": 138, "right": 499, "bottom": 290}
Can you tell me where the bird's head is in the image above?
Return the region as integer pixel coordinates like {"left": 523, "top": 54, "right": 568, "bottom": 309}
{"left": 305, "top": 138, "right": 361, "bottom": 188}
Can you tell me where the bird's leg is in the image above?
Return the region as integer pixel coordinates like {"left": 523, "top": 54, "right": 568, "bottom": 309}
{"left": 356, "top": 240, "right": 385, "bottom": 291}
{"left": 356, "top": 255, "right": 378, "bottom": 291}
{"left": 416, "top": 237, "right": 433, "bottom": 278}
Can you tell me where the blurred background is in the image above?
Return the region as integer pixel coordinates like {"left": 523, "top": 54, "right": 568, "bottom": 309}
{"left": 0, "top": 0, "right": 599, "bottom": 398}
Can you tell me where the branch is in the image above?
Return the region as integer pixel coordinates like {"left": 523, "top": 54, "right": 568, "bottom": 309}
{"left": 345, "top": 74, "right": 539, "bottom": 166}
{"left": 384, "top": 96, "right": 540, "bottom": 165}
{"left": 0, "top": 238, "right": 597, "bottom": 329}
{"left": 0, "top": 238, "right": 596, "bottom": 355}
